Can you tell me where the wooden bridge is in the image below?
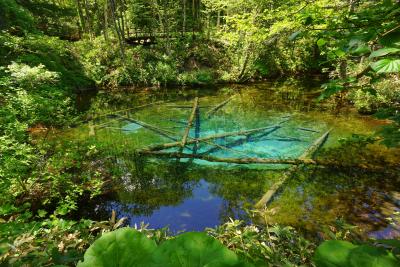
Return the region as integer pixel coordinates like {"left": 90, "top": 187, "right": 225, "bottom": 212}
{"left": 125, "top": 32, "right": 193, "bottom": 46}
{"left": 125, "top": 36, "right": 157, "bottom": 46}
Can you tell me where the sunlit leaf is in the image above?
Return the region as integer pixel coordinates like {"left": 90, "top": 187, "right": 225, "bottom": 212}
{"left": 370, "top": 59, "right": 400, "bottom": 73}
{"left": 78, "top": 229, "right": 254, "bottom": 267}
{"left": 77, "top": 228, "right": 157, "bottom": 267}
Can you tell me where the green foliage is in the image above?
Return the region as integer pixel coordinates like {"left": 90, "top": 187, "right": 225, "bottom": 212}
{"left": 318, "top": 81, "right": 345, "bottom": 100}
{"left": 0, "top": 217, "right": 94, "bottom": 266}
{"left": 207, "top": 219, "right": 315, "bottom": 266}
{"left": 178, "top": 69, "right": 215, "bottom": 86}
{"left": 371, "top": 59, "right": 400, "bottom": 73}
{"left": 313, "top": 240, "right": 400, "bottom": 267}
{"left": 0, "top": 62, "right": 74, "bottom": 128}
{"left": 369, "top": 48, "right": 400, "bottom": 59}
{"left": 18, "top": 0, "right": 79, "bottom": 39}
{"left": 0, "top": 32, "right": 93, "bottom": 89}
{"left": 78, "top": 228, "right": 253, "bottom": 267}
{"left": 5, "top": 61, "right": 60, "bottom": 88}
{"left": 0, "top": 0, "right": 34, "bottom": 31}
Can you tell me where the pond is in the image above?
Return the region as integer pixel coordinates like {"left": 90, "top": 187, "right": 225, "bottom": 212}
{"left": 46, "top": 81, "right": 400, "bottom": 238}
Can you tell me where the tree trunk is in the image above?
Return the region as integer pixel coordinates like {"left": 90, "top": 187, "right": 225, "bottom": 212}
{"left": 217, "top": 10, "right": 220, "bottom": 28}
{"left": 192, "top": 0, "right": 195, "bottom": 38}
{"left": 182, "top": 0, "right": 186, "bottom": 36}
{"left": 163, "top": 0, "right": 170, "bottom": 52}
{"left": 83, "top": 0, "right": 92, "bottom": 39}
{"left": 109, "top": 0, "right": 125, "bottom": 59}
{"left": 103, "top": 0, "right": 109, "bottom": 41}
{"left": 75, "top": 0, "right": 86, "bottom": 35}
{"left": 119, "top": 1, "right": 126, "bottom": 40}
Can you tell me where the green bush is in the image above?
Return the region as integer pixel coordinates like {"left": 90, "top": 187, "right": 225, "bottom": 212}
{"left": 350, "top": 77, "right": 400, "bottom": 114}
{"left": 0, "top": 32, "right": 93, "bottom": 90}
{"left": 0, "top": 0, "right": 34, "bottom": 31}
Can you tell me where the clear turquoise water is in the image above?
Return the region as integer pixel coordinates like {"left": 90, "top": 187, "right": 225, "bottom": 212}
{"left": 50, "top": 82, "right": 400, "bottom": 237}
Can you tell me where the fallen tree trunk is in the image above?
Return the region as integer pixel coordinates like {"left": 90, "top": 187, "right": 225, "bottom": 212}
{"left": 199, "top": 126, "right": 280, "bottom": 156}
{"left": 114, "top": 115, "right": 178, "bottom": 142}
{"left": 180, "top": 97, "right": 199, "bottom": 149}
{"left": 166, "top": 105, "right": 209, "bottom": 108}
{"left": 138, "top": 149, "right": 396, "bottom": 172}
{"left": 255, "top": 129, "right": 332, "bottom": 208}
{"left": 206, "top": 95, "right": 235, "bottom": 118}
{"left": 299, "top": 129, "right": 332, "bottom": 159}
{"left": 199, "top": 119, "right": 290, "bottom": 156}
{"left": 138, "top": 151, "right": 315, "bottom": 165}
{"left": 140, "top": 124, "right": 281, "bottom": 152}
{"left": 297, "top": 127, "right": 319, "bottom": 133}
{"left": 168, "top": 119, "right": 187, "bottom": 125}
{"left": 94, "top": 101, "right": 166, "bottom": 124}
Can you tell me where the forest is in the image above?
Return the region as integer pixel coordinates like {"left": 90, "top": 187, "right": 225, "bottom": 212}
{"left": 0, "top": 0, "right": 400, "bottom": 266}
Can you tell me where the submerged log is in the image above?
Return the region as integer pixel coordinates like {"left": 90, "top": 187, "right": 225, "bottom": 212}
{"left": 180, "top": 97, "right": 199, "bottom": 149}
{"left": 140, "top": 124, "right": 282, "bottom": 152}
{"left": 199, "top": 126, "right": 281, "bottom": 156}
{"left": 299, "top": 129, "right": 332, "bottom": 159}
{"left": 206, "top": 95, "right": 235, "bottom": 118}
{"left": 297, "top": 127, "right": 320, "bottom": 133}
{"left": 255, "top": 129, "right": 332, "bottom": 208}
{"left": 168, "top": 119, "right": 187, "bottom": 125}
{"left": 94, "top": 101, "right": 166, "bottom": 125}
{"left": 199, "top": 119, "right": 290, "bottom": 156}
{"left": 139, "top": 151, "right": 315, "bottom": 165}
{"left": 166, "top": 105, "right": 210, "bottom": 108}
{"left": 114, "top": 115, "right": 178, "bottom": 142}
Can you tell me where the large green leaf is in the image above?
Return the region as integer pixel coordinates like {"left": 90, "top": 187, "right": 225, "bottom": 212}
{"left": 313, "top": 240, "right": 400, "bottom": 267}
{"left": 369, "top": 48, "right": 400, "bottom": 59}
{"left": 78, "top": 229, "right": 254, "bottom": 267}
{"left": 313, "top": 240, "right": 356, "bottom": 267}
{"left": 370, "top": 59, "right": 400, "bottom": 73}
{"left": 77, "top": 228, "right": 157, "bottom": 267}
{"left": 349, "top": 245, "right": 399, "bottom": 267}
{"left": 149, "top": 232, "right": 249, "bottom": 267}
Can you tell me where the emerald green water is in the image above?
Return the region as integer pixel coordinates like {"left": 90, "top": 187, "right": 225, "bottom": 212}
{"left": 47, "top": 82, "right": 400, "bottom": 237}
